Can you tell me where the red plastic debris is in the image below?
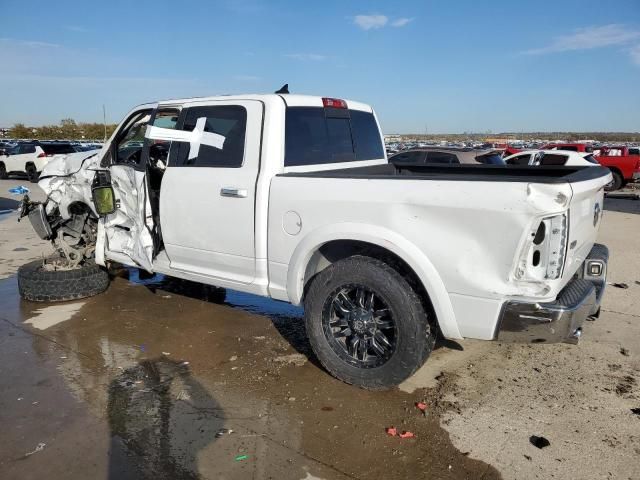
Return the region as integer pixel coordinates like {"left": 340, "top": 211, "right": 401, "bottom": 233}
{"left": 386, "top": 427, "right": 397, "bottom": 436}
{"left": 399, "top": 431, "right": 415, "bottom": 439}
{"left": 415, "top": 402, "right": 427, "bottom": 412}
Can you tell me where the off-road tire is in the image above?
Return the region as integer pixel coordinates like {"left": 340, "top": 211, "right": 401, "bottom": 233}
{"left": 0, "top": 162, "right": 7, "bottom": 179}
{"left": 25, "top": 164, "right": 39, "bottom": 183}
{"left": 18, "top": 259, "right": 110, "bottom": 302}
{"left": 304, "top": 255, "right": 436, "bottom": 390}
{"left": 605, "top": 169, "right": 623, "bottom": 192}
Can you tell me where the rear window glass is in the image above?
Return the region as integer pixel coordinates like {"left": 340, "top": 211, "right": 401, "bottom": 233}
{"left": 285, "top": 107, "right": 383, "bottom": 167}
{"left": 350, "top": 110, "right": 385, "bottom": 160}
{"left": 506, "top": 154, "right": 531, "bottom": 165}
{"left": 556, "top": 146, "right": 578, "bottom": 152}
{"left": 540, "top": 153, "right": 568, "bottom": 165}
{"left": 476, "top": 153, "right": 505, "bottom": 165}
{"left": 390, "top": 151, "right": 426, "bottom": 163}
{"left": 583, "top": 154, "right": 599, "bottom": 164}
{"left": 41, "top": 143, "right": 76, "bottom": 154}
{"left": 426, "top": 152, "right": 458, "bottom": 164}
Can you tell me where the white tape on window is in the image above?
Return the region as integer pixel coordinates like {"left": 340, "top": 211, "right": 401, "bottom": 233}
{"left": 145, "top": 118, "right": 226, "bottom": 160}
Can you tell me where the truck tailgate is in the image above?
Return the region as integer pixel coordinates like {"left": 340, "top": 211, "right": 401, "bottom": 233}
{"left": 563, "top": 170, "right": 610, "bottom": 279}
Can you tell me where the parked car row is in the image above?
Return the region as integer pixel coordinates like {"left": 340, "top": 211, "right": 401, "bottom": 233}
{"left": 389, "top": 142, "right": 640, "bottom": 191}
{"left": 0, "top": 141, "right": 103, "bottom": 182}
{"left": 502, "top": 142, "right": 640, "bottom": 190}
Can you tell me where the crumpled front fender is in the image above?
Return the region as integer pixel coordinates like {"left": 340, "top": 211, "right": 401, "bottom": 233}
{"left": 38, "top": 151, "right": 102, "bottom": 219}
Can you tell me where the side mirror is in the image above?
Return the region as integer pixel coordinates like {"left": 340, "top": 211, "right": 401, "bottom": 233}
{"left": 92, "top": 171, "right": 116, "bottom": 215}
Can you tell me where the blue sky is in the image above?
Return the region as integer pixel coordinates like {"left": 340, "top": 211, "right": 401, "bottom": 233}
{"left": 0, "top": 0, "right": 639, "bottom": 133}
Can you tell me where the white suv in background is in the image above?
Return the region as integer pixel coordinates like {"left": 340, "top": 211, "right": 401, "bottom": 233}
{"left": 0, "top": 142, "right": 77, "bottom": 182}
{"left": 504, "top": 149, "right": 600, "bottom": 167}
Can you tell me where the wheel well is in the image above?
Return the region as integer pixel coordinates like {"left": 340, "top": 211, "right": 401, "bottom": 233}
{"left": 607, "top": 166, "right": 623, "bottom": 177}
{"left": 25, "top": 161, "right": 36, "bottom": 170}
{"left": 68, "top": 201, "right": 93, "bottom": 216}
{"left": 303, "top": 240, "right": 437, "bottom": 326}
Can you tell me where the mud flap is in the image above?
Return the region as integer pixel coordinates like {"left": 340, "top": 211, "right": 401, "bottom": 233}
{"left": 100, "top": 165, "right": 155, "bottom": 272}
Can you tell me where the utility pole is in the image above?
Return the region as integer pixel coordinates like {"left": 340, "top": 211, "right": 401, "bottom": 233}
{"left": 103, "top": 104, "right": 107, "bottom": 142}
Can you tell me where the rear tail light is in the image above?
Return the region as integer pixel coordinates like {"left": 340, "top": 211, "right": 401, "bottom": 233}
{"left": 322, "top": 97, "right": 347, "bottom": 109}
{"left": 515, "top": 213, "right": 569, "bottom": 281}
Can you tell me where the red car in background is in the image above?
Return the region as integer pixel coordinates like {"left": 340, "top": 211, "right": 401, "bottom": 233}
{"left": 505, "top": 143, "right": 640, "bottom": 190}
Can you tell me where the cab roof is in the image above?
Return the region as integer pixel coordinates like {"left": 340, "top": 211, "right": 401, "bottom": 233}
{"left": 155, "top": 94, "right": 373, "bottom": 113}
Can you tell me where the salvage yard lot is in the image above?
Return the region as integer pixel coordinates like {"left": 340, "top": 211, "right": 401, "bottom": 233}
{"left": 0, "top": 178, "right": 639, "bottom": 480}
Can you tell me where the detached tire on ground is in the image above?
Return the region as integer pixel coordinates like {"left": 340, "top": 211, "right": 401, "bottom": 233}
{"left": 18, "top": 259, "right": 110, "bottom": 302}
{"left": 304, "top": 255, "right": 436, "bottom": 390}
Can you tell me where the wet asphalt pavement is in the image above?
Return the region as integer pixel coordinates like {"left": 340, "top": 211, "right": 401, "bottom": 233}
{"left": 0, "top": 268, "right": 499, "bottom": 480}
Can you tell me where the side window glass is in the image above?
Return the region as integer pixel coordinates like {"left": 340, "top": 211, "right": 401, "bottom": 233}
{"left": 146, "top": 109, "right": 179, "bottom": 167}
{"left": 175, "top": 106, "right": 247, "bottom": 167}
{"left": 113, "top": 110, "right": 153, "bottom": 166}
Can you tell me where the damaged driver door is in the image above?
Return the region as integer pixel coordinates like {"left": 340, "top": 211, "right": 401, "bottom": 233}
{"left": 95, "top": 106, "right": 163, "bottom": 272}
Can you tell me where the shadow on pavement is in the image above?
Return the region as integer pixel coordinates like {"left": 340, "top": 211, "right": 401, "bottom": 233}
{"left": 0, "top": 196, "right": 21, "bottom": 211}
{"left": 604, "top": 195, "right": 640, "bottom": 215}
{"left": 108, "top": 357, "right": 222, "bottom": 480}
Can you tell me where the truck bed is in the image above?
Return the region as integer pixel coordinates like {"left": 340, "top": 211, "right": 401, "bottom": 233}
{"left": 281, "top": 163, "right": 611, "bottom": 184}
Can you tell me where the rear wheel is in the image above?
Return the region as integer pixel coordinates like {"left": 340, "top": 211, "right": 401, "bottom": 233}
{"left": 26, "top": 164, "right": 39, "bottom": 183}
{"left": 605, "top": 169, "right": 623, "bottom": 191}
{"left": 18, "top": 257, "right": 110, "bottom": 302}
{"left": 0, "top": 162, "right": 7, "bottom": 179}
{"left": 304, "top": 255, "right": 436, "bottom": 390}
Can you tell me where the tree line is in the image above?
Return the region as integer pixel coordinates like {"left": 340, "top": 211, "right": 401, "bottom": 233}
{"left": 6, "top": 119, "right": 118, "bottom": 141}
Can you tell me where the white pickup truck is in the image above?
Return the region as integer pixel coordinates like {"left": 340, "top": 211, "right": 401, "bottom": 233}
{"left": 18, "top": 93, "right": 611, "bottom": 389}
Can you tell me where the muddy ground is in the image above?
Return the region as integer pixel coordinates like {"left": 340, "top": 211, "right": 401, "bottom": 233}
{"left": 0, "top": 178, "right": 639, "bottom": 480}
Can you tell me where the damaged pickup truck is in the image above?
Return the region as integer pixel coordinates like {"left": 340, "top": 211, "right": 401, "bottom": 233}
{"left": 18, "top": 93, "right": 612, "bottom": 389}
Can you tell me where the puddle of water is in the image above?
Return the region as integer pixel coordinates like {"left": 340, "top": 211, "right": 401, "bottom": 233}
{"left": 24, "top": 301, "right": 85, "bottom": 330}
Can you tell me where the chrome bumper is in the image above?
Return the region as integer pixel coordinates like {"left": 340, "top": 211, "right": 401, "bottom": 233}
{"left": 496, "top": 243, "right": 608, "bottom": 345}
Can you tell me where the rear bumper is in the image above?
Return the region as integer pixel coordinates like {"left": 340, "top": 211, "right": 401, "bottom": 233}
{"left": 633, "top": 172, "right": 640, "bottom": 181}
{"left": 496, "top": 243, "right": 608, "bottom": 344}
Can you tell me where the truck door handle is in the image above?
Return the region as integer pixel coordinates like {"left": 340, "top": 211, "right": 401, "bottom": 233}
{"left": 220, "top": 187, "right": 248, "bottom": 198}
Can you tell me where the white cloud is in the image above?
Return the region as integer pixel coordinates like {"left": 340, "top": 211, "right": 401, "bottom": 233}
{"left": 354, "top": 15, "right": 388, "bottom": 30}
{"left": 630, "top": 45, "right": 640, "bottom": 66}
{"left": 391, "top": 17, "right": 413, "bottom": 28}
{"left": 66, "top": 25, "right": 88, "bottom": 33}
{"left": 0, "top": 38, "right": 60, "bottom": 48}
{"left": 284, "top": 53, "right": 327, "bottom": 61}
{"left": 233, "top": 74, "right": 261, "bottom": 81}
{"left": 522, "top": 24, "right": 640, "bottom": 55}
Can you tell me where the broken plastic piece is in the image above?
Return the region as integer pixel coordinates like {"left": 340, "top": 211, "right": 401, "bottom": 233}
{"left": 399, "top": 431, "right": 415, "bottom": 439}
{"left": 234, "top": 454, "right": 248, "bottom": 461}
{"left": 416, "top": 401, "right": 427, "bottom": 412}
{"left": 385, "top": 426, "right": 397, "bottom": 436}
{"left": 529, "top": 435, "right": 550, "bottom": 449}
